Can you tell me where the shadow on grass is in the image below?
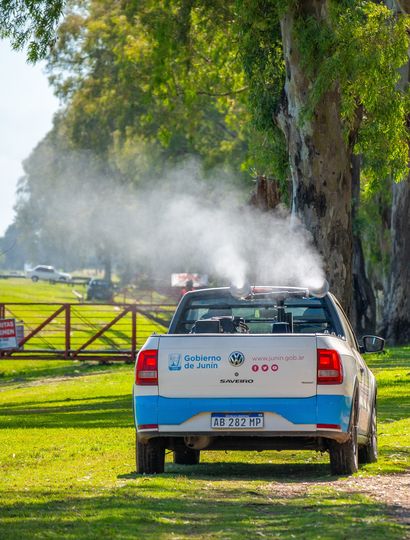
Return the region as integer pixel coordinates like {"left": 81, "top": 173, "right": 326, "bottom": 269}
{"left": 366, "top": 346, "right": 410, "bottom": 370}
{"left": 120, "top": 461, "right": 335, "bottom": 481}
{"left": 0, "top": 361, "right": 125, "bottom": 384}
{"left": 0, "top": 378, "right": 408, "bottom": 431}
{"left": 0, "top": 486, "right": 404, "bottom": 540}
{"left": 377, "top": 395, "right": 410, "bottom": 422}
{"left": 0, "top": 395, "right": 132, "bottom": 429}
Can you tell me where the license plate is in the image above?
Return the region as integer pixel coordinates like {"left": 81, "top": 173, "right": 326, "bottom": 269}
{"left": 211, "top": 413, "right": 264, "bottom": 429}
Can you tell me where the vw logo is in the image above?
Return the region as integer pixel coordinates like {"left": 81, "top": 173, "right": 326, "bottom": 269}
{"left": 229, "top": 351, "right": 245, "bottom": 367}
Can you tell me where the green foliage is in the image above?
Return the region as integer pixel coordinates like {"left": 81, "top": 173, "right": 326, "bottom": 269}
{"left": 7, "top": 0, "right": 410, "bottom": 290}
{"left": 0, "top": 0, "right": 65, "bottom": 61}
{"left": 48, "top": 0, "right": 251, "bottom": 182}
{"left": 294, "top": 1, "right": 409, "bottom": 182}
{"left": 235, "top": 0, "right": 288, "bottom": 184}
{"left": 234, "top": 0, "right": 409, "bottom": 189}
{"left": 294, "top": 13, "right": 335, "bottom": 80}
{"left": 358, "top": 176, "right": 392, "bottom": 290}
{"left": 336, "top": 3, "right": 409, "bottom": 182}
{"left": 1, "top": 0, "right": 408, "bottom": 190}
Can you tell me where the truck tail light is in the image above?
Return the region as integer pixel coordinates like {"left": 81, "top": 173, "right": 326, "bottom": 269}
{"left": 317, "top": 423, "right": 341, "bottom": 430}
{"left": 138, "top": 424, "right": 158, "bottom": 430}
{"left": 317, "top": 349, "right": 343, "bottom": 384}
{"left": 136, "top": 349, "right": 158, "bottom": 385}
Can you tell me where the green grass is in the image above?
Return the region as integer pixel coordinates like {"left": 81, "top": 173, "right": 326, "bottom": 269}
{"left": 1, "top": 279, "right": 409, "bottom": 538}
{"left": 360, "top": 347, "right": 410, "bottom": 475}
{"left": 0, "top": 278, "right": 79, "bottom": 303}
{"left": 0, "top": 346, "right": 408, "bottom": 539}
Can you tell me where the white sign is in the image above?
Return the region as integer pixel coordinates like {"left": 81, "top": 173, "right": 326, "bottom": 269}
{"left": 0, "top": 318, "right": 17, "bottom": 350}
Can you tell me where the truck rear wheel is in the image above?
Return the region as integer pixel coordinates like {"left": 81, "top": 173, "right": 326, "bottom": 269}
{"left": 136, "top": 435, "right": 165, "bottom": 474}
{"left": 358, "top": 400, "right": 378, "bottom": 464}
{"left": 173, "top": 448, "right": 200, "bottom": 465}
{"left": 329, "top": 397, "right": 359, "bottom": 475}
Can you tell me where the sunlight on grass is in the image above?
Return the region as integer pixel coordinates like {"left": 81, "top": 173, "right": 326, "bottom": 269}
{"left": 0, "top": 346, "right": 408, "bottom": 538}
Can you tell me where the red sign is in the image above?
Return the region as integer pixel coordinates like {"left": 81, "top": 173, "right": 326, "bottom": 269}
{"left": 0, "top": 319, "right": 17, "bottom": 350}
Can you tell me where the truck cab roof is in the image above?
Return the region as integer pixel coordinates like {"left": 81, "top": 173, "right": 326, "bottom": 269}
{"left": 169, "top": 286, "right": 343, "bottom": 337}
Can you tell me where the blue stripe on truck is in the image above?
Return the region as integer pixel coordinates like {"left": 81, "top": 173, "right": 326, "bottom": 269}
{"left": 134, "top": 394, "right": 352, "bottom": 432}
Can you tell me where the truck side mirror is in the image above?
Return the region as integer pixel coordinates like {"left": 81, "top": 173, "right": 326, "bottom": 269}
{"left": 362, "top": 335, "right": 385, "bottom": 353}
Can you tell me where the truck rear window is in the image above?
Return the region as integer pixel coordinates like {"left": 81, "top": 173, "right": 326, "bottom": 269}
{"left": 174, "top": 294, "right": 335, "bottom": 335}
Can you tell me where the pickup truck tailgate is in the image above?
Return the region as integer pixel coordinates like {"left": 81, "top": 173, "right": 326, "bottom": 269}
{"left": 157, "top": 334, "right": 317, "bottom": 398}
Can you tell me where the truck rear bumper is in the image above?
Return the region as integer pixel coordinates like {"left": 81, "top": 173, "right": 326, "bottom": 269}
{"left": 134, "top": 394, "right": 352, "bottom": 433}
{"left": 137, "top": 430, "right": 350, "bottom": 448}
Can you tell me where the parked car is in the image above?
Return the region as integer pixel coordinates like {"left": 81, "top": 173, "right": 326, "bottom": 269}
{"left": 86, "top": 279, "right": 114, "bottom": 301}
{"left": 133, "top": 284, "right": 384, "bottom": 475}
{"left": 27, "top": 265, "right": 71, "bottom": 283}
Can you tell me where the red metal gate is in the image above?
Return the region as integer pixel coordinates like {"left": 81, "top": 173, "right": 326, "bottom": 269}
{"left": 0, "top": 303, "right": 175, "bottom": 361}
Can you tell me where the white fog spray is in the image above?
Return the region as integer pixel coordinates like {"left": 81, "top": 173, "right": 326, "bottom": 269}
{"left": 30, "top": 157, "right": 325, "bottom": 288}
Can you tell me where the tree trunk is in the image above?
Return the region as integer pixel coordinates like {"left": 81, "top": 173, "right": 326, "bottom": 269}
{"left": 384, "top": 178, "right": 410, "bottom": 344}
{"left": 382, "top": 0, "right": 410, "bottom": 344}
{"left": 351, "top": 155, "right": 376, "bottom": 336}
{"left": 103, "top": 254, "right": 112, "bottom": 283}
{"left": 277, "top": 3, "right": 353, "bottom": 313}
{"left": 249, "top": 175, "right": 282, "bottom": 211}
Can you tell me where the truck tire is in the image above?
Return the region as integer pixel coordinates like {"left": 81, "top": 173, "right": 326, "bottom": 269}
{"left": 329, "top": 396, "right": 359, "bottom": 475}
{"left": 173, "top": 448, "right": 200, "bottom": 465}
{"left": 136, "top": 436, "right": 165, "bottom": 474}
{"left": 358, "top": 400, "right": 378, "bottom": 464}
{"left": 31, "top": 276, "right": 39, "bottom": 282}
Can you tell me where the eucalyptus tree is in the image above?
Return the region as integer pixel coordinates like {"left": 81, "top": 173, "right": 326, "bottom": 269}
{"left": 5, "top": 0, "right": 409, "bottom": 322}
{"left": 236, "top": 0, "right": 408, "bottom": 313}
{"left": 46, "top": 0, "right": 408, "bottom": 313}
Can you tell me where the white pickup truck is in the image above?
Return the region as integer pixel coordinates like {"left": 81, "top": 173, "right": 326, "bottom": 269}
{"left": 133, "top": 285, "right": 384, "bottom": 475}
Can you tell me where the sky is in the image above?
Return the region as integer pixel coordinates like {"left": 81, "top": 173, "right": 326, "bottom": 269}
{"left": 0, "top": 41, "right": 59, "bottom": 236}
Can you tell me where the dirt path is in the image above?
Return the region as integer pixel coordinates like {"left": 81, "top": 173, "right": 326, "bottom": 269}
{"left": 264, "top": 472, "right": 410, "bottom": 526}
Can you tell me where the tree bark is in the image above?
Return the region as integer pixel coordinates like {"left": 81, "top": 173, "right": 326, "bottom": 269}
{"left": 103, "top": 254, "right": 112, "bottom": 283}
{"left": 351, "top": 155, "right": 376, "bottom": 336}
{"left": 249, "top": 175, "right": 282, "bottom": 211}
{"left": 277, "top": 2, "right": 353, "bottom": 313}
{"left": 382, "top": 0, "right": 410, "bottom": 344}
{"left": 384, "top": 178, "right": 410, "bottom": 344}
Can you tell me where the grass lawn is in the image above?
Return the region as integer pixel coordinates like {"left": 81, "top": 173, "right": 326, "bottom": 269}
{"left": 0, "top": 278, "right": 80, "bottom": 303}
{"left": 0, "top": 345, "right": 408, "bottom": 539}
{"left": 0, "top": 279, "right": 408, "bottom": 538}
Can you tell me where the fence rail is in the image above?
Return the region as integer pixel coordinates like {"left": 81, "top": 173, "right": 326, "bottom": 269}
{"left": 0, "top": 302, "right": 176, "bottom": 362}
